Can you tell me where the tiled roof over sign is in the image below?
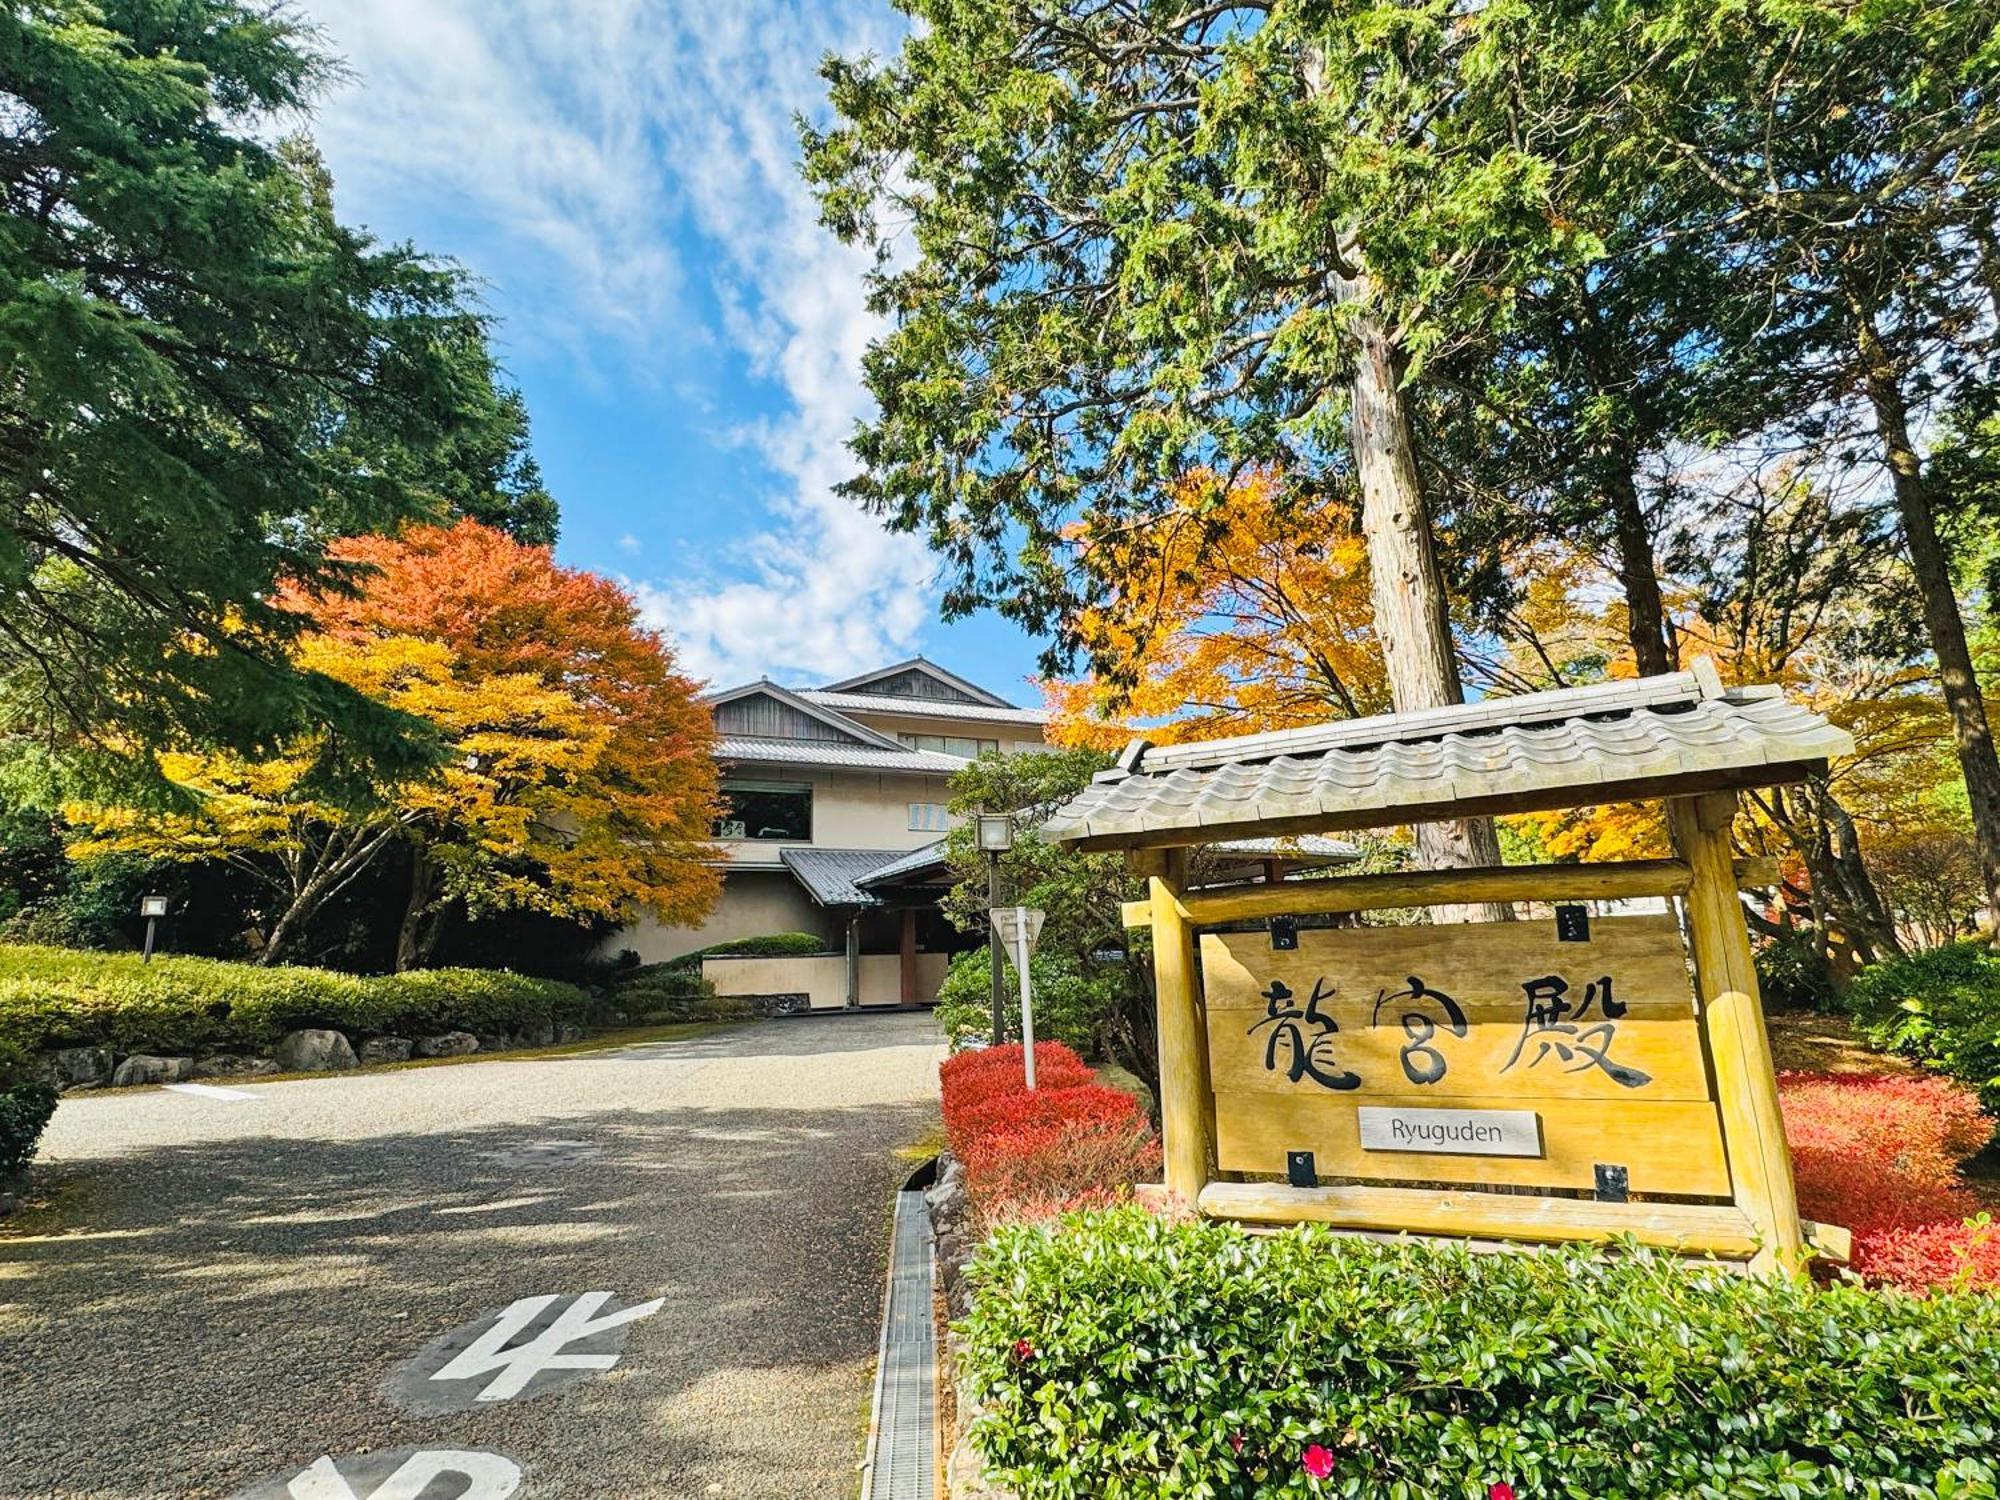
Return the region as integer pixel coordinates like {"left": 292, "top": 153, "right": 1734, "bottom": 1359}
{"left": 1043, "top": 665, "right": 1852, "bottom": 852}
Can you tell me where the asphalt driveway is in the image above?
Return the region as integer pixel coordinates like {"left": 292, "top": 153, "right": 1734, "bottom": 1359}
{"left": 0, "top": 1012, "right": 943, "bottom": 1500}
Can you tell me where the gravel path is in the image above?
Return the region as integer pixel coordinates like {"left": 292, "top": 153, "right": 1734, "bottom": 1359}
{"left": 0, "top": 1012, "right": 943, "bottom": 1500}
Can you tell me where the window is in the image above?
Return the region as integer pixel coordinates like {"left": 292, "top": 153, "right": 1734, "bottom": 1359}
{"left": 908, "top": 802, "right": 952, "bottom": 833}
{"left": 715, "top": 780, "right": 812, "bottom": 841}
{"left": 896, "top": 732, "right": 999, "bottom": 758}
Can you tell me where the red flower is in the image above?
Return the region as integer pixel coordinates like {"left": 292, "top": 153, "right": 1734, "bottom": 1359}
{"left": 1489, "top": 1484, "right": 1516, "bottom": 1500}
{"left": 1228, "top": 1432, "right": 1245, "bottom": 1455}
{"left": 1301, "top": 1444, "right": 1335, "bottom": 1480}
{"left": 1012, "top": 1338, "right": 1035, "bottom": 1362}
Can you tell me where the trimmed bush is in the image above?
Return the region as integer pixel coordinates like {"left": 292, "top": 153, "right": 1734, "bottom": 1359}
{"left": 0, "top": 943, "right": 596, "bottom": 1058}
{"left": 1846, "top": 940, "right": 2000, "bottom": 1110}
{"left": 1781, "top": 1069, "right": 2000, "bottom": 1289}
{"left": 961, "top": 1207, "right": 2000, "bottom": 1499}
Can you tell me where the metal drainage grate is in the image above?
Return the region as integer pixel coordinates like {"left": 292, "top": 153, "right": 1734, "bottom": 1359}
{"left": 862, "top": 1188, "right": 936, "bottom": 1500}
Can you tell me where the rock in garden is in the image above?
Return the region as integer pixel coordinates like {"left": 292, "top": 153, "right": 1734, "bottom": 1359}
{"left": 50, "top": 1047, "right": 114, "bottom": 1090}
{"left": 474, "top": 1033, "right": 513, "bottom": 1055}
{"left": 193, "top": 1054, "right": 277, "bottom": 1078}
{"left": 110, "top": 1054, "right": 195, "bottom": 1087}
{"left": 554, "top": 1022, "right": 585, "bottom": 1043}
{"left": 358, "top": 1037, "right": 413, "bottom": 1065}
{"left": 415, "top": 1030, "right": 479, "bottom": 1058}
{"left": 274, "top": 1029, "right": 358, "bottom": 1072}
{"left": 516, "top": 1020, "right": 557, "bottom": 1047}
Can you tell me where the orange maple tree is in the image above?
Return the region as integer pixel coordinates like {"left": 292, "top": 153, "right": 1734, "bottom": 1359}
{"left": 71, "top": 521, "right": 721, "bottom": 968}
{"left": 291, "top": 520, "right": 722, "bottom": 967}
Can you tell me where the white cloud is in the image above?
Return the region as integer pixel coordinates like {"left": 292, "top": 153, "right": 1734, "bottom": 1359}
{"left": 615, "top": 532, "right": 641, "bottom": 556}
{"left": 303, "top": 0, "right": 940, "bottom": 686}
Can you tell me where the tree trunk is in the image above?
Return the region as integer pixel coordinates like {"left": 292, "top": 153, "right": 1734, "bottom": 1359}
{"left": 1859, "top": 316, "right": 2000, "bottom": 943}
{"left": 1342, "top": 295, "right": 1510, "bottom": 920}
{"left": 1606, "top": 460, "right": 1674, "bottom": 675}
{"left": 394, "top": 844, "right": 444, "bottom": 972}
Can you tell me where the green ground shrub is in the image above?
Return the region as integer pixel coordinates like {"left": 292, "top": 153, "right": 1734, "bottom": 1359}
{"left": 610, "top": 964, "right": 753, "bottom": 1023}
{"left": 1847, "top": 940, "right": 2000, "bottom": 1110}
{"left": 961, "top": 1208, "right": 2000, "bottom": 1499}
{"left": 934, "top": 947, "right": 1114, "bottom": 1054}
{"left": 0, "top": 944, "right": 597, "bottom": 1058}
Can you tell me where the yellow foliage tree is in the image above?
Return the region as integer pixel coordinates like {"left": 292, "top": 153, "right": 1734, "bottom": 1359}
{"left": 67, "top": 634, "right": 630, "bottom": 962}
{"left": 1046, "top": 472, "right": 1388, "bottom": 748}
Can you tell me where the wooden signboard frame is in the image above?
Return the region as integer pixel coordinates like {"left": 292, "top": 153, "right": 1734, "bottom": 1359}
{"left": 1125, "top": 792, "right": 1842, "bottom": 1278}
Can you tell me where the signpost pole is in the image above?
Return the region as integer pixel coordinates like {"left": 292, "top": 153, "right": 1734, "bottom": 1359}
{"left": 1015, "top": 920, "right": 1036, "bottom": 1090}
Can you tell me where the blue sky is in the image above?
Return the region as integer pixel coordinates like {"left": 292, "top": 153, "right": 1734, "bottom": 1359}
{"left": 299, "top": 0, "right": 1050, "bottom": 702}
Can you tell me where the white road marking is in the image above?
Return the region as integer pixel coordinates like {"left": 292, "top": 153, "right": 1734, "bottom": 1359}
{"left": 285, "top": 1451, "right": 521, "bottom": 1499}
{"left": 431, "top": 1291, "right": 665, "bottom": 1402}
{"left": 163, "top": 1082, "right": 259, "bottom": 1101}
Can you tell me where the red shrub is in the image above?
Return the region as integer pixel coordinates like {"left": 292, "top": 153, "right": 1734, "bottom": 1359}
{"left": 939, "top": 1042, "right": 1158, "bottom": 1229}
{"left": 1780, "top": 1070, "right": 2000, "bottom": 1290}
{"left": 946, "top": 1083, "right": 1142, "bottom": 1160}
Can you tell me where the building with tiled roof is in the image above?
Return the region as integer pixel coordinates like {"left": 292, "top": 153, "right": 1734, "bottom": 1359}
{"left": 607, "top": 659, "right": 1051, "bottom": 1009}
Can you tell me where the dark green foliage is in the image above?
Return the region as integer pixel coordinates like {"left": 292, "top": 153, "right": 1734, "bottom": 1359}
{"left": 0, "top": 1077, "right": 55, "bottom": 1180}
{"left": 1848, "top": 941, "right": 2000, "bottom": 1111}
{"left": 934, "top": 946, "right": 1117, "bottom": 1056}
{"left": 939, "top": 750, "right": 1153, "bottom": 1092}
{"left": 0, "top": 1, "right": 555, "bottom": 776}
{"left": 961, "top": 1208, "right": 2000, "bottom": 1498}
{"left": 0, "top": 1037, "right": 55, "bottom": 1180}
{"left": 1755, "top": 930, "right": 1837, "bottom": 1013}
{"left": 0, "top": 943, "right": 597, "bottom": 1058}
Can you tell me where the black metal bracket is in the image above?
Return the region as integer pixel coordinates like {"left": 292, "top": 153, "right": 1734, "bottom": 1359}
{"left": 1270, "top": 915, "right": 1298, "bottom": 951}
{"left": 1287, "top": 1150, "right": 1319, "bottom": 1188}
{"left": 1593, "top": 1163, "right": 1630, "bottom": 1202}
{"left": 1556, "top": 904, "right": 1591, "bottom": 943}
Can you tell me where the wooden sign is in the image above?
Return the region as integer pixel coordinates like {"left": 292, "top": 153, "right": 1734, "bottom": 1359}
{"left": 1200, "top": 915, "right": 1733, "bottom": 1197}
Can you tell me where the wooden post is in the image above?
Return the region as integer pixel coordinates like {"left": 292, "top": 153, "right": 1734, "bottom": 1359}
{"left": 1150, "top": 848, "right": 1214, "bottom": 1206}
{"left": 1668, "top": 792, "right": 1805, "bottom": 1277}
{"left": 898, "top": 908, "right": 919, "bottom": 1008}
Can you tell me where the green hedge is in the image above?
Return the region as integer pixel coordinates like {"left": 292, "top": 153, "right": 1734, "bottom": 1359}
{"left": 0, "top": 944, "right": 597, "bottom": 1058}
{"left": 961, "top": 1208, "right": 2000, "bottom": 1498}
{"left": 934, "top": 947, "right": 1114, "bottom": 1054}
{"left": 1847, "top": 940, "right": 2000, "bottom": 1111}
{"left": 0, "top": 1077, "right": 55, "bottom": 1178}
{"left": 658, "top": 931, "right": 830, "bottom": 972}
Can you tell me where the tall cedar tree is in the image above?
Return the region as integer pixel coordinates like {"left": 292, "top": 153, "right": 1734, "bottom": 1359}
{"left": 1570, "top": 0, "right": 2000, "bottom": 937}
{"left": 0, "top": 2, "right": 546, "bottom": 784}
{"left": 802, "top": 2, "right": 1599, "bottom": 908}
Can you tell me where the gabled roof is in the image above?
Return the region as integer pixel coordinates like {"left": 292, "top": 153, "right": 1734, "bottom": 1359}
{"left": 704, "top": 677, "right": 906, "bottom": 751}
{"left": 800, "top": 688, "right": 1050, "bottom": 729}
{"left": 779, "top": 848, "right": 908, "bottom": 907}
{"left": 819, "top": 657, "right": 1016, "bottom": 708}
{"left": 1044, "top": 663, "right": 1852, "bottom": 851}
{"left": 715, "top": 738, "right": 970, "bottom": 774}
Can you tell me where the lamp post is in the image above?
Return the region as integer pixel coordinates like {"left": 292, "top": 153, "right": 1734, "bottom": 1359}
{"left": 976, "top": 811, "right": 1015, "bottom": 1045}
{"left": 139, "top": 894, "right": 168, "bottom": 962}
